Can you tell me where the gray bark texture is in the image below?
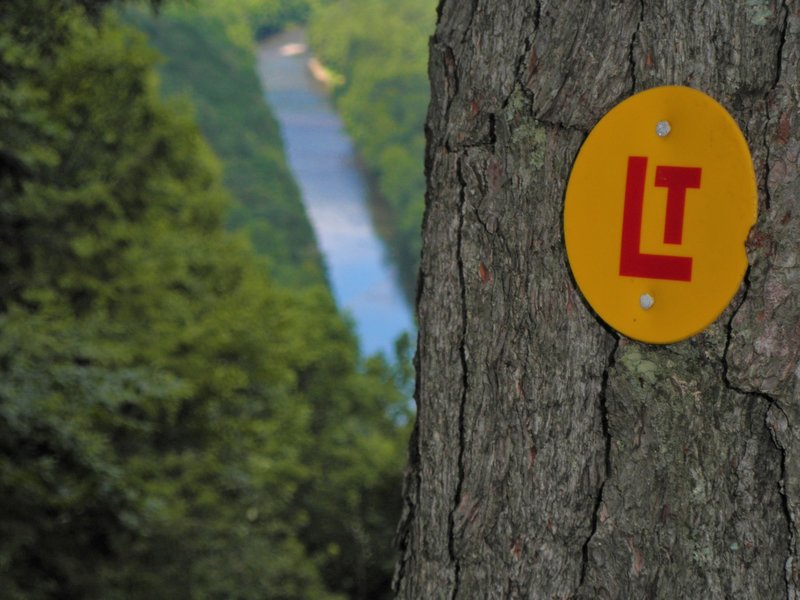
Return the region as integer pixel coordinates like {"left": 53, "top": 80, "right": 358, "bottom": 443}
{"left": 394, "top": 1, "right": 799, "bottom": 598}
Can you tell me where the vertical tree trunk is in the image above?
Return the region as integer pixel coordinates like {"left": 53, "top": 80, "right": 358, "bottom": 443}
{"left": 395, "top": 1, "right": 799, "bottom": 598}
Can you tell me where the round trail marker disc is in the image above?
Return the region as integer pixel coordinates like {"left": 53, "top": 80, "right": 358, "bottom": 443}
{"left": 564, "top": 86, "right": 757, "bottom": 344}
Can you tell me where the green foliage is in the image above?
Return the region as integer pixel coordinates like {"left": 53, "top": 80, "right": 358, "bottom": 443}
{"left": 0, "top": 3, "right": 410, "bottom": 599}
{"left": 125, "top": 4, "right": 324, "bottom": 288}
{"left": 308, "top": 0, "right": 436, "bottom": 300}
{"left": 171, "top": 0, "right": 311, "bottom": 45}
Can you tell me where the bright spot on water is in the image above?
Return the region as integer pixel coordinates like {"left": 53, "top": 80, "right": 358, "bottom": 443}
{"left": 279, "top": 43, "right": 307, "bottom": 57}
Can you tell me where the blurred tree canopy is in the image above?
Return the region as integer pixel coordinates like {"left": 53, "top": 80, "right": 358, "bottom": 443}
{"left": 0, "top": 1, "right": 410, "bottom": 598}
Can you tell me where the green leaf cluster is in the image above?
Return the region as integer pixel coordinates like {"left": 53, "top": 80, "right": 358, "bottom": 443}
{"left": 308, "top": 0, "right": 436, "bottom": 300}
{"left": 0, "top": 2, "right": 410, "bottom": 598}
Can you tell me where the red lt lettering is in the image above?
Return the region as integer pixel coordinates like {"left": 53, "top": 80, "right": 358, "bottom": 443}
{"left": 619, "top": 156, "right": 702, "bottom": 282}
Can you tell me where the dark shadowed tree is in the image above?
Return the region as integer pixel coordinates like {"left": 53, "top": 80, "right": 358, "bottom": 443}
{"left": 395, "top": 1, "right": 799, "bottom": 598}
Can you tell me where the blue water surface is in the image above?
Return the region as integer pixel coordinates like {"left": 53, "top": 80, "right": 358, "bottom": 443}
{"left": 256, "top": 29, "right": 415, "bottom": 358}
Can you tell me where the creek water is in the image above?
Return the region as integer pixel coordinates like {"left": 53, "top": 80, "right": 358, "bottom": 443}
{"left": 256, "top": 29, "right": 414, "bottom": 358}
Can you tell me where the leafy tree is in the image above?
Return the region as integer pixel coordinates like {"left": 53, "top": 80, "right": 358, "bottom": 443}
{"left": 0, "top": 2, "right": 410, "bottom": 598}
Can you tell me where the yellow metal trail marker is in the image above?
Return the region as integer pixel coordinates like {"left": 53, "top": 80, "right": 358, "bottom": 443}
{"left": 564, "top": 86, "right": 757, "bottom": 344}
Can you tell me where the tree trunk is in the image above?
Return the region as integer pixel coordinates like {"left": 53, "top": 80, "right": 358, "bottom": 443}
{"left": 394, "top": 1, "right": 799, "bottom": 598}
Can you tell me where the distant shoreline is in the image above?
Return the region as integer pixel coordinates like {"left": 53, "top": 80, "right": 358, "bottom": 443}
{"left": 307, "top": 56, "right": 333, "bottom": 88}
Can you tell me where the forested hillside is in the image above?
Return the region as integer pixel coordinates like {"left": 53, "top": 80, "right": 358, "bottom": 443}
{"left": 0, "top": 1, "right": 408, "bottom": 598}
{"left": 308, "top": 0, "right": 435, "bottom": 300}
{"left": 125, "top": 3, "right": 322, "bottom": 288}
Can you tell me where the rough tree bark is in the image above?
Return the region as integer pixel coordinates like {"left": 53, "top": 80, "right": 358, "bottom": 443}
{"left": 394, "top": 1, "right": 799, "bottom": 598}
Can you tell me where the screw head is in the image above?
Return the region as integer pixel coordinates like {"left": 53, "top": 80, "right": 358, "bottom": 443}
{"left": 656, "top": 120, "right": 671, "bottom": 137}
{"left": 640, "top": 293, "right": 655, "bottom": 310}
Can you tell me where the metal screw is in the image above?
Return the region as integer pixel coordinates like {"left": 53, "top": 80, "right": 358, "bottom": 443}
{"left": 656, "top": 120, "right": 671, "bottom": 137}
{"left": 640, "top": 293, "right": 655, "bottom": 310}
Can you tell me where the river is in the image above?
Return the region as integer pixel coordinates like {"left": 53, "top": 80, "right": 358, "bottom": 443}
{"left": 256, "top": 29, "right": 414, "bottom": 358}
